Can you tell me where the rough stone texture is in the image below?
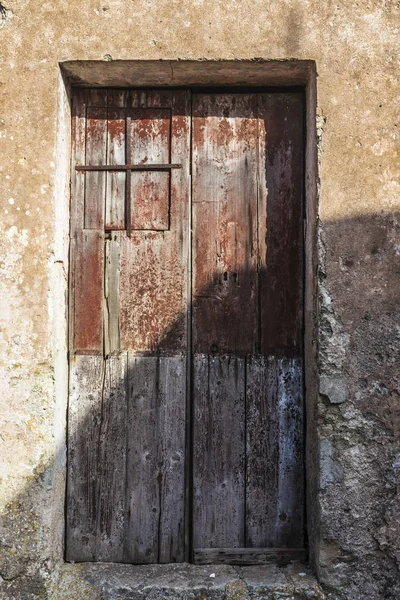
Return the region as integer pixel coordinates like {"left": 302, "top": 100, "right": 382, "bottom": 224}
{"left": 46, "top": 563, "right": 327, "bottom": 600}
{"left": 0, "top": 0, "right": 399, "bottom": 599}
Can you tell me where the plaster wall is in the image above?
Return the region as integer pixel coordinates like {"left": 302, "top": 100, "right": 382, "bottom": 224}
{"left": 0, "top": 1, "right": 399, "bottom": 599}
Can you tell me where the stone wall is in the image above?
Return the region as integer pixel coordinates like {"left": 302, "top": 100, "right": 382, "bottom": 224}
{"left": 0, "top": 1, "right": 399, "bottom": 598}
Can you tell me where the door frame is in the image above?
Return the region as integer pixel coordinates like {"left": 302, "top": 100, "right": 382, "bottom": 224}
{"left": 58, "top": 59, "right": 318, "bottom": 567}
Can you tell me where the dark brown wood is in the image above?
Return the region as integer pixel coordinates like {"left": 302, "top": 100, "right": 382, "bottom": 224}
{"left": 258, "top": 92, "right": 304, "bottom": 356}
{"left": 192, "top": 93, "right": 259, "bottom": 355}
{"left": 193, "top": 547, "right": 307, "bottom": 566}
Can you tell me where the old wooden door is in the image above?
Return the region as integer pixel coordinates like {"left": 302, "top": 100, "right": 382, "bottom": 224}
{"left": 67, "top": 88, "right": 304, "bottom": 564}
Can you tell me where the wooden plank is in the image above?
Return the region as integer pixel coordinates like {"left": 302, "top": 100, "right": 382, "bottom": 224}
{"left": 193, "top": 355, "right": 246, "bottom": 549}
{"left": 257, "top": 92, "right": 304, "bottom": 356}
{"left": 85, "top": 105, "right": 107, "bottom": 229}
{"left": 66, "top": 355, "right": 104, "bottom": 561}
{"left": 246, "top": 357, "right": 304, "bottom": 548}
{"left": 104, "top": 234, "right": 120, "bottom": 355}
{"left": 274, "top": 358, "right": 304, "bottom": 547}
{"left": 95, "top": 353, "right": 128, "bottom": 561}
{"left": 73, "top": 229, "right": 103, "bottom": 353}
{"left": 66, "top": 354, "right": 129, "bottom": 562}
{"left": 70, "top": 89, "right": 86, "bottom": 234}
{"left": 192, "top": 93, "right": 259, "bottom": 354}
{"left": 245, "top": 356, "right": 279, "bottom": 547}
{"left": 128, "top": 108, "right": 171, "bottom": 230}
{"left": 193, "top": 547, "right": 306, "bottom": 566}
{"left": 125, "top": 354, "right": 186, "bottom": 563}
{"left": 119, "top": 92, "right": 190, "bottom": 352}
{"left": 106, "top": 108, "right": 126, "bottom": 230}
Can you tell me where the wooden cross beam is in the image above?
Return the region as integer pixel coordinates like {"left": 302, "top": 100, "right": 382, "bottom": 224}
{"left": 76, "top": 163, "right": 182, "bottom": 236}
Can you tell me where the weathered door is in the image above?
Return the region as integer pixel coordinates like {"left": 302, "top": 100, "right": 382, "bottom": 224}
{"left": 67, "top": 88, "right": 304, "bottom": 564}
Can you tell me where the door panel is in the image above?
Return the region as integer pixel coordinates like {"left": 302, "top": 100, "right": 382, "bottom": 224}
{"left": 191, "top": 92, "right": 304, "bottom": 553}
{"left": 67, "top": 87, "right": 305, "bottom": 564}
{"left": 67, "top": 89, "right": 190, "bottom": 563}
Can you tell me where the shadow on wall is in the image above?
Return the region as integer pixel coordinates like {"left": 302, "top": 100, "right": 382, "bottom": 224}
{"left": 0, "top": 212, "right": 398, "bottom": 599}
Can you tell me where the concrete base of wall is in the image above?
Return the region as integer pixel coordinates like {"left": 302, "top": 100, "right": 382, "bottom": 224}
{"left": 44, "top": 562, "right": 328, "bottom": 600}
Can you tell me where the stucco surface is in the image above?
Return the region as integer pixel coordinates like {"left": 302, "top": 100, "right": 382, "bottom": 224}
{"left": 0, "top": 1, "right": 399, "bottom": 599}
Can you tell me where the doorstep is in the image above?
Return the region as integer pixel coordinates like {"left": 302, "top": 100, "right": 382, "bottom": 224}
{"left": 52, "top": 562, "right": 327, "bottom": 599}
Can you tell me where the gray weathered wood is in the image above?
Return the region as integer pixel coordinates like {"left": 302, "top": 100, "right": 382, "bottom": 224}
{"left": 274, "top": 358, "right": 304, "bottom": 547}
{"left": 193, "top": 547, "right": 306, "bottom": 566}
{"left": 95, "top": 353, "right": 128, "bottom": 561}
{"left": 193, "top": 355, "right": 246, "bottom": 549}
{"left": 66, "top": 355, "right": 105, "bottom": 561}
{"left": 125, "top": 354, "right": 186, "bottom": 563}
{"left": 66, "top": 354, "right": 128, "bottom": 561}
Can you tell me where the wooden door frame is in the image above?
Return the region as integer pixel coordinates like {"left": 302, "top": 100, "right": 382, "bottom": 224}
{"left": 60, "top": 59, "right": 319, "bottom": 568}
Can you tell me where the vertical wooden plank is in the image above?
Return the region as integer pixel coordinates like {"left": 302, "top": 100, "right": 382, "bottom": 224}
{"left": 245, "top": 356, "right": 279, "bottom": 547}
{"left": 119, "top": 91, "right": 190, "bottom": 353}
{"left": 125, "top": 354, "right": 186, "bottom": 563}
{"left": 157, "top": 355, "right": 186, "bottom": 562}
{"left": 128, "top": 108, "right": 171, "bottom": 231}
{"left": 70, "top": 90, "right": 87, "bottom": 352}
{"left": 96, "top": 353, "right": 128, "bottom": 561}
{"left": 73, "top": 229, "right": 103, "bottom": 353}
{"left": 192, "top": 93, "right": 259, "bottom": 355}
{"left": 85, "top": 104, "right": 107, "bottom": 229}
{"left": 66, "top": 355, "right": 104, "bottom": 561}
{"left": 125, "top": 355, "right": 159, "bottom": 563}
{"left": 258, "top": 92, "right": 304, "bottom": 356}
{"left": 71, "top": 89, "right": 87, "bottom": 234}
{"left": 246, "top": 357, "right": 304, "bottom": 548}
{"left": 193, "top": 355, "right": 246, "bottom": 549}
{"left": 104, "top": 233, "right": 120, "bottom": 355}
{"left": 274, "top": 358, "right": 304, "bottom": 547}
{"left": 106, "top": 108, "right": 126, "bottom": 230}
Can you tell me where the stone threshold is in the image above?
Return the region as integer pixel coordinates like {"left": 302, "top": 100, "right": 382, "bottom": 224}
{"left": 52, "top": 562, "right": 327, "bottom": 599}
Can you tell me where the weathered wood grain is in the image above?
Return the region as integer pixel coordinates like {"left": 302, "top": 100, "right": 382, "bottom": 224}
{"left": 104, "top": 234, "right": 120, "bottom": 355}
{"left": 274, "top": 358, "right": 304, "bottom": 547}
{"left": 67, "top": 355, "right": 104, "bottom": 561}
{"left": 95, "top": 353, "right": 128, "bottom": 560}
{"left": 193, "top": 355, "right": 246, "bottom": 549}
{"left": 73, "top": 229, "right": 104, "bottom": 353}
{"left": 119, "top": 91, "right": 190, "bottom": 352}
{"left": 125, "top": 354, "right": 186, "bottom": 563}
{"left": 128, "top": 108, "right": 171, "bottom": 230}
{"left": 258, "top": 92, "right": 304, "bottom": 356}
{"left": 246, "top": 357, "right": 304, "bottom": 548}
{"left": 192, "top": 93, "right": 259, "bottom": 355}
{"left": 106, "top": 108, "right": 126, "bottom": 230}
{"left": 66, "top": 354, "right": 128, "bottom": 561}
{"left": 85, "top": 106, "right": 107, "bottom": 229}
{"left": 246, "top": 356, "right": 279, "bottom": 547}
{"left": 193, "top": 547, "right": 306, "bottom": 566}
